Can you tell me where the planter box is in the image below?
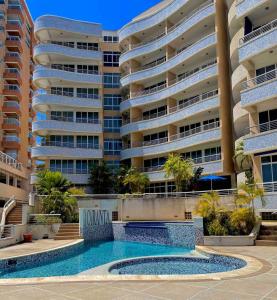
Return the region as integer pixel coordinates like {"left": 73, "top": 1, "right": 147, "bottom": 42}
{"left": 204, "top": 235, "right": 255, "bottom": 246}
{"left": 27, "top": 224, "right": 61, "bottom": 240}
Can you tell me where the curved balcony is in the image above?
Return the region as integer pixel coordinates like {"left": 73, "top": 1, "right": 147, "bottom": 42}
{"left": 236, "top": 0, "right": 271, "bottom": 18}
{"left": 121, "top": 33, "right": 216, "bottom": 87}
{"left": 244, "top": 121, "right": 277, "bottom": 154}
{"left": 32, "top": 144, "right": 103, "bottom": 160}
{"left": 35, "top": 15, "right": 102, "bottom": 40}
{"left": 232, "top": 64, "right": 247, "bottom": 103}
{"left": 32, "top": 92, "right": 102, "bottom": 112}
{"left": 239, "top": 20, "right": 277, "bottom": 63}
{"left": 121, "top": 90, "right": 219, "bottom": 136}
{"left": 32, "top": 119, "right": 102, "bottom": 135}
{"left": 233, "top": 101, "right": 249, "bottom": 138}
{"left": 31, "top": 173, "right": 90, "bottom": 185}
{"left": 146, "top": 157, "right": 223, "bottom": 182}
{"left": 34, "top": 43, "right": 102, "bottom": 64}
{"left": 120, "top": 2, "right": 215, "bottom": 65}
{"left": 121, "top": 122, "right": 221, "bottom": 160}
{"left": 241, "top": 69, "right": 277, "bottom": 108}
{"left": 33, "top": 65, "right": 102, "bottom": 88}
{"left": 120, "top": 60, "right": 218, "bottom": 112}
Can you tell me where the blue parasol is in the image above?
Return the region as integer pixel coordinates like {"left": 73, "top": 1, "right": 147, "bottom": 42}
{"left": 200, "top": 175, "right": 226, "bottom": 190}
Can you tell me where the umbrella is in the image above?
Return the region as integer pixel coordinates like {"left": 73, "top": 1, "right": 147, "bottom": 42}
{"left": 200, "top": 175, "right": 226, "bottom": 190}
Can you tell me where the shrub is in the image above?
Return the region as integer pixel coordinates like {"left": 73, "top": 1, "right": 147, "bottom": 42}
{"left": 35, "top": 215, "right": 62, "bottom": 225}
{"left": 230, "top": 207, "right": 256, "bottom": 235}
{"left": 207, "top": 219, "right": 228, "bottom": 236}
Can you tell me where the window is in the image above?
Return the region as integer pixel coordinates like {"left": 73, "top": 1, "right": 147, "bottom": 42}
{"left": 143, "top": 131, "right": 168, "bottom": 145}
{"left": 51, "top": 64, "right": 74, "bottom": 72}
{"left": 143, "top": 105, "right": 167, "bottom": 120}
{"left": 0, "top": 172, "right": 6, "bottom": 184}
{"left": 203, "top": 118, "right": 219, "bottom": 129}
{"left": 77, "top": 65, "right": 98, "bottom": 75}
{"left": 183, "top": 150, "right": 202, "bottom": 163}
{"left": 180, "top": 122, "right": 201, "bottom": 135}
{"left": 76, "top": 136, "right": 99, "bottom": 149}
{"left": 49, "top": 135, "right": 74, "bottom": 147}
{"left": 76, "top": 160, "right": 98, "bottom": 174}
{"left": 104, "top": 117, "right": 122, "bottom": 132}
{"left": 256, "top": 64, "right": 277, "bottom": 84}
{"left": 51, "top": 87, "right": 74, "bottom": 97}
{"left": 204, "top": 147, "right": 221, "bottom": 162}
{"left": 104, "top": 94, "right": 121, "bottom": 110}
{"left": 106, "top": 160, "right": 120, "bottom": 172}
{"left": 77, "top": 42, "right": 98, "bottom": 51}
{"left": 5, "top": 150, "right": 18, "bottom": 159}
{"left": 261, "top": 155, "right": 277, "bottom": 185}
{"left": 103, "top": 35, "right": 119, "bottom": 43}
{"left": 103, "top": 51, "right": 120, "bottom": 67}
{"left": 50, "top": 111, "right": 73, "bottom": 122}
{"left": 77, "top": 88, "right": 99, "bottom": 99}
{"left": 144, "top": 81, "right": 166, "bottom": 93}
{"left": 50, "top": 160, "right": 74, "bottom": 174}
{"left": 104, "top": 139, "right": 122, "bottom": 155}
{"left": 144, "top": 157, "right": 167, "bottom": 171}
{"left": 76, "top": 112, "right": 98, "bottom": 123}
{"left": 0, "top": 11, "right": 4, "bottom": 19}
{"left": 51, "top": 41, "right": 74, "bottom": 48}
{"left": 104, "top": 73, "right": 121, "bottom": 88}
{"left": 259, "top": 109, "right": 277, "bottom": 132}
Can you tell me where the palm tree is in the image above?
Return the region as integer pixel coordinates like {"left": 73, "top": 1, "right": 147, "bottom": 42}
{"left": 234, "top": 140, "right": 253, "bottom": 183}
{"left": 195, "top": 191, "right": 221, "bottom": 218}
{"left": 123, "top": 167, "right": 150, "bottom": 194}
{"left": 163, "top": 153, "right": 194, "bottom": 192}
{"left": 89, "top": 161, "right": 114, "bottom": 194}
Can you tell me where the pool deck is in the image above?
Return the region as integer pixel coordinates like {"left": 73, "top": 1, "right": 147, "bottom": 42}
{"left": 0, "top": 245, "right": 276, "bottom": 299}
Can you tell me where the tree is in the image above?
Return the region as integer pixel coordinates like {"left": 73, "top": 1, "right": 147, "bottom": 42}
{"left": 123, "top": 167, "right": 150, "bottom": 193}
{"left": 195, "top": 191, "right": 221, "bottom": 218}
{"left": 89, "top": 161, "right": 114, "bottom": 194}
{"left": 113, "top": 165, "right": 130, "bottom": 194}
{"left": 163, "top": 153, "right": 194, "bottom": 192}
{"left": 185, "top": 166, "right": 204, "bottom": 191}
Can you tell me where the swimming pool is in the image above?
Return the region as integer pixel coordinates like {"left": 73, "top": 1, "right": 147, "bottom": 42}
{"left": 0, "top": 241, "right": 191, "bottom": 278}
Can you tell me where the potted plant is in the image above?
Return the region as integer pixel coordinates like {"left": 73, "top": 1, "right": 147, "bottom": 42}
{"left": 23, "top": 232, "right": 32, "bottom": 242}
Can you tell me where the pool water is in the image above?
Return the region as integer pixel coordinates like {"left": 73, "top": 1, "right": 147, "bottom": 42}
{"left": 0, "top": 241, "right": 191, "bottom": 278}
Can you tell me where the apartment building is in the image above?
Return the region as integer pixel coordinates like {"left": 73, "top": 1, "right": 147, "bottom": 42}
{"left": 119, "top": 0, "right": 234, "bottom": 192}
{"left": 31, "top": 16, "right": 121, "bottom": 189}
{"left": 229, "top": 0, "right": 277, "bottom": 186}
{"left": 0, "top": 0, "right": 33, "bottom": 202}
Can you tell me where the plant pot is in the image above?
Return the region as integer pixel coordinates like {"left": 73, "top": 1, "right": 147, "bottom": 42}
{"left": 23, "top": 233, "right": 32, "bottom": 243}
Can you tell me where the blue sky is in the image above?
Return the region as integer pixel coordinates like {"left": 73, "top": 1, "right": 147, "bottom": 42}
{"left": 26, "top": 0, "right": 162, "bottom": 30}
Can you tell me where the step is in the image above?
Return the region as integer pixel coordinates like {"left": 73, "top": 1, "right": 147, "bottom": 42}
{"left": 260, "top": 230, "right": 277, "bottom": 235}
{"left": 55, "top": 232, "right": 80, "bottom": 236}
{"left": 259, "top": 235, "right": 277, "bottom": 241}
{"left": 261, "top": 225, "right": 277, "bottom": 231}
{"left": 256, "top": 240, "right": 277, "bottom": 246}
{"left": 54, "top": 235, "right": 81, "bottom": 240}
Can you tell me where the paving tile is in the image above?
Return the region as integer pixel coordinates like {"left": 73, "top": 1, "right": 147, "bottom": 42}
{"left": 117, "top": 292, "right": 168, "bottom": 300}
{"left": 110, "top": 281, "right": 164, "bottom": 292}
{"left": 0, "top": 285, "right": 30, "bottom": 295}
{"left": 191, "top": 289, "right": 261, "bottom": 300}
{"left": 265, "top": 287, "right": 277, "bottom": 299}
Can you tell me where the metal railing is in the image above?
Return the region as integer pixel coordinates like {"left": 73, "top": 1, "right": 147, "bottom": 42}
{"left": 0, "top": 151, "right": 22, "bottom": 170}
{"left": 240, "top": 19, "right": 277, "bottom": 45}
{"left": 49, "top": 115, "right": 101, "bottom": 124}
{"left": 3, "top": 118, "right": 19, "bottom": 126}
{"left": 4, "top": 84, "right": 20, "bottom": 91}
{"left": 40, "top": 140, "right": 100, "bottom": 149}
{"left": 3, "top": 101, "right": 20, "bottom": 108}
{"left": 34, "top": 89, "right": 101, "bottom": 100}
{"left": 7, "top": 19, "right": 22, "bottom": 26}
{"left": 123, "top": 58, "right": 217, "bottom": 100}
{"left": 247, "top": 120, "right": 277, "bottom": 135}
{"left": 6, "top": 35, "right": 21, "bottom": 41}
{"left": 0, "top": 225, "right": 15, "bottom": 240}
{"left": 37, "top": 65, "right": 100, "bottom": 75}
{"left": 6, "top": 51, "right": 21, "bottom": 58}
{"left": 3, "top": 136, "right": 20, "bottom": 142}
{"left": 5, "top": 67, "right": 20, "bottom": 74}
{"left": 125, "top": 120, "right": 220, "bottom": 149}
{"left": 241, "top": 69, "right": 277, "bottom": 90}
{"left": 48, "top": 41, "right": 99, "bottom": 51}
{"left": 122, "top": 0, "right": 214, "bottom": 52}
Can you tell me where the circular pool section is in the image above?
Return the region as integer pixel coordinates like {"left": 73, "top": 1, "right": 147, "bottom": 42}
{"left": 109, "top": 255, "right": 247, "bottom": 275}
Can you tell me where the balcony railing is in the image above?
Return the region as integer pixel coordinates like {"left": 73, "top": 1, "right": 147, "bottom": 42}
{"left": 4, "top": 84, "right": 21, "bottom": 92}
{"left": 6, "top": 51, "right": 21, "bottom": 59}
{"left": 143, "top": 153, "right": 221, "bottom": 173}
{"left": 34, "top": 89, "right": 101, "bottom": 100}
{"left": 240, "top": 19, "right": 277, "bottom": 45}
{"left": 241, "top": 69, "right": 277, "bottom": 90}
{"left": 40, "top": 141, "right": 100, "bottom": 149}
{"left": 124, "top": 58, "right": 217, "bottom": 100}
{"left": 48, "top": 41, "right": 99, "bottom": 51}
{"left": 125, "top": 120, "right": 220, "bottom": 149}
{"left": 122, "top": 0, "right": 214, "bottom": 52}
{"left": 248, "top": 120, "right": 277, "bottom": 135}
{"left": 3, "top": 101, "right": 20, "bottom": 108}
{"left": 49, "top": 115, "right": 101, "bottom": 124}
{"left": 7, "top": 19, "right": 23, "bottom": 26}
{"left": 0, "top": 151, "right": 22, "bottom": 170}
{"left": 5, "top": 67, "right": 20, "bottom": 74}
{"left": 3, "top": 136, "right": 20, "bottom": 142}
{"left": 6, "top": 35, "right": 21, "bottom": 41}
{"left": 3, "top": 118, "right": 19, "bottom": 126}
{"left": 49, "top": 168, "right": 92, "bottom": 175}
{"left": 50, "top": 65, "right": 99, "bottom": 75}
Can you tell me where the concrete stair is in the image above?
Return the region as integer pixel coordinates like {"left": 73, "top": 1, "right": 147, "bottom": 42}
{"left": 54, "top": 223, "right": 81, "bottom": 240}
{"left": 256, "top": 223, "right": 277, "bottom": 246}
{"left": 6, "top": 203, "right": 22, "bottom": 225}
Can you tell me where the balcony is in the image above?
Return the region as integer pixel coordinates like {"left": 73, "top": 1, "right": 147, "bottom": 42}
{"left": 121, "top": 33, "right": 216, "bottom": 87}
{"left": 3, "top": 68, "right": 22, "bottom": 84}
{"left": 34, "top": 43, "right": 102, "bottom": 64}
{"left": 32, "top": 91, "right": 102, "bottom": 112}
{"left": 33, "top": 65, "right": 102, "bottom": 89}
{"left": 6, "top": 20, "right": 24, "bottom": 36}
{"left": 2, "top": 101, "right": 20, "bottom": 114}
{"left": 241, "top": 69, "right": 277, "bottom": 108}
{"left": 32, "top": 142, "right": 103, "bottom": 160}
{"left": 5, "top": 51, "right": 22, "bottom": 68}
{"left": 244, "top": 120, "right": 277, "bottom": 154}
{"left": 120, "top": 1, "right": 215, "bottom": 64}
{"left": 5, "top": 36, "right": 23, "bottom": 52}
{"left": 3, "top": 84, "right": 21, "bottom": 99}
{"left": 2, "top": 136, "right": 20, "bottom": 149}
{"left": 0, "top": 151, "right": 22, "bottom": 171}
{"left": 121, "top": 121, "right": 221, "bottom": 159}
{"left": 239, "top": 20, "right": 277, "bottom": 62}
{"left": 121, "top": 90, "right": 219, "bottom": 136}
{"left": 32, "top": 118, "right": 102, "bottom": 135}
{"left": 2, "top": 118, "right": 20, "bottom": 131}
{"left": 120, "top": 59, "right": 218, "bottom": 112}
{"left": 145, "top": 155, "right": 223, "bottom": 182}
{"left": 236, "top": 0, "right": 271, "bottom": 18}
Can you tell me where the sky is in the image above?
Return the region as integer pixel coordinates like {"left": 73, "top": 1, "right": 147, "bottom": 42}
{"left": 26, "top": 0, "right": 162, "bottom": 30}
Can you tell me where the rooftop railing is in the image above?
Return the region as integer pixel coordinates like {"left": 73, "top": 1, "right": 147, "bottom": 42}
{"left": 240, "top": 19, "right": 277, "bottom": 45}
{"left": 0, "top": 151, "right": 22, "bottom": 170}
{"left": 241, "top": 68, "right": 277, "bottom": 90}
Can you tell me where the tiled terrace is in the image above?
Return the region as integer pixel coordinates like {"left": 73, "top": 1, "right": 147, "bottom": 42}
{"left": 0, "top": 245, "right": 276, "bottom": 299}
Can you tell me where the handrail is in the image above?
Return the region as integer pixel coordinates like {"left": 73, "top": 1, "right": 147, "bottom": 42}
{"left": 0, "top": 196, "right": 16, "bottom": 236}
{"left": 0, "top": 225, "right": 15, "bottom": 240}
{"left": 124, "top": 120, "right": 220, "bottom": 149}
{"left": 0, "top": 151, "right": 22, "bottom": 170}
{"left": 35, "top": 65, "right": 101, "bottom": 76}
{"left": 34, "top": 89, "right": 101, "bottom": 100}
{"left": 121, "top": 0, "right": 214, "bottom": 52}
{"left": 247, "top": 120, "right": 277, "bottom": 135}
{"left": 123, "top": 58, "right": 217, "bottom": 100}
{"left": 241, "top": 69, "right": 277, "bottom": 90}
{"left": 43, "top": 41, "right": 100, "bottom": 51}
{"left": 40, "top": 140, "right": 101, "bottom": 149}
{"left": 48, "top": 116, "right": 101, "bottom": 124}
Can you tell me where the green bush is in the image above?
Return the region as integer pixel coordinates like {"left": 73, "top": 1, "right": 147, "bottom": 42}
{"left": 207, "top": 219, "right": 228, "bottom": 236}
{"left": 35, "top": 215, "right": 62, "bottom": 225}
{"left": 230, "top": 208, "right": 256, "bottom": 235}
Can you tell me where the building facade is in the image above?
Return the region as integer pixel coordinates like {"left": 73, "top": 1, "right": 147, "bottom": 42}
{"left": 31, "top": 16, "right": 121, "bottom": 189}
{"left": 229, "top": 0, "right": 277, "bottom": 186}
{"left": 0, "top": 0, "right": 33, "bottom": 202}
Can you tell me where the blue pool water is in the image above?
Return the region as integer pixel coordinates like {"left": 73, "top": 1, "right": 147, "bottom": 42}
{"left": 0, "top": 241, "right": 191, "bottom": 278}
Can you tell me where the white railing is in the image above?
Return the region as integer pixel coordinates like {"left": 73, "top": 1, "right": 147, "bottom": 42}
{"left": 49, "top": 115, "right": 101, "bottom": 124}
{"left": 248, "top": 120, "right": 277, "bottom": 135}
{"left": 0, "top": 225, "right": 15, "bottom": 240}
{"left": 4, "top": 84, "right": 21, "bottom": 92}
{"left": 122, "top": 0, "right": 214, "bottom": 52}
{"left": 0, "top": 196, "right": 16, "bottom": 236}
{"left": 34, "top": 89, "right": 101, "bottom": 100}
{"left": 40, "top": 140, "right": 100, "bottom": 149}
{"left": 124, "top": 58, "right": 217, "bottom": 100}
{"left": 240, "top": 19, "right": 277, "bottom": 45}
{"left": 241, "top": 69, "right": 277, "bottom": 90}
{"left": 0, "top": 151, "right": 22, "bottom": 170}
{"left": 48, "top": 41, "right": 99, "bottom": 51}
